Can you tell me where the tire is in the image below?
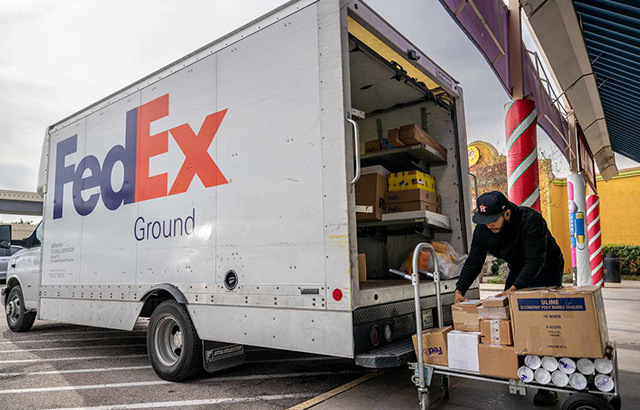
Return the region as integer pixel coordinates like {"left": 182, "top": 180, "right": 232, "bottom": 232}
{"left": 5, "top": 286, "right": 36, "bottom": 332}
{"left": 147, "top": 300, "right": 202, "bottom": 381}
{"left": 562, "top": 393, "right": 615, "bottom": 410}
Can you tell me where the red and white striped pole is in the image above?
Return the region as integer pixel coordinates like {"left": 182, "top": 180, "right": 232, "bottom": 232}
{"left": 587, "top": 194, "right": 604, "bottom": 286}
{"left": 505, "top": 99, "right": 540, "bottom": 210}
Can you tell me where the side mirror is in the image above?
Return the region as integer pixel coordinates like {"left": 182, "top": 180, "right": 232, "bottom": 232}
{"left": 0, "top": 225, "right": 11, "bottom": 249}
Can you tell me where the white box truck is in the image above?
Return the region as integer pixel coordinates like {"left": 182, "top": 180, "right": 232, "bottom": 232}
{"left": 2, "top": 0, "right": 478, "bottom": 381}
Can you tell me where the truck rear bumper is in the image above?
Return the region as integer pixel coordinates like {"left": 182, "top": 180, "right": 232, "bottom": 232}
{"left": 355, "top": 338, "right": 416, "bottom": 368}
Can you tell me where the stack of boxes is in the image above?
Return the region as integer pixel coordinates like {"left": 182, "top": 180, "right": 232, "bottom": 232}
{"left": 387, "top": 171, "right": 441, "bottom": 214}
{"left": 364, "top": 123, "right": 447, "bottom": 160}
{"left": 411, "top": 296, "right": 519, "bottom": 378}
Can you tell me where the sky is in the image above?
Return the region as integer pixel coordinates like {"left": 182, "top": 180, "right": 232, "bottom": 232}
{"left": 1, "top": 0, "right": 637, "bottom": 223}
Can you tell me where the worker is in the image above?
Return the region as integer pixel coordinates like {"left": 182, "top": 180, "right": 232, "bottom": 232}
{"left": 454, "top": 191, "right": 564, "bottom": 406}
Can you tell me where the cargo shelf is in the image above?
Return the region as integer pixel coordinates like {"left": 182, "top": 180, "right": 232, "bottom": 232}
{"left": 360, "top": 144, "right": 447, "bottom": 173}
{"left": 358, "top": 210, "right": 451, "bottom": 237}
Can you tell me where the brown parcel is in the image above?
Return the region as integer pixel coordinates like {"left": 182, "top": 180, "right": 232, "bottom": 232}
{"left": 480, "top": 319, "right": 513, "bottom": 345}
{"left": 398, "top": 124, "right": 447, "bottom": 159}
{"left": 355, "top": 173, "right": 387, "bottom": 221}
{"left": 478, "top": 344, "right": 519, "bottom": 379}
{"left": 509, "top": 286, "right": 609, "bottom": 358}
{"left": 478, "top": 306, "right": 510, "bottom": 320}
{"left": 483, "top": 295, "right": 509, "bottom": 308}
{"left": 386, "top": 128, "right": 405, "bottom": 147}
{"left": 386, "top": 189, "right": 441, "bottom": 205}
{"left": 412, "top": 326, "right": 453, "bottom": 366}
{"left": 387, "top": 201, "right": 441, "bottom": 214}
{"left": 452, "top": 300, "right": 482, "bottom": 332}
{"left": 364, "top": 140, "right": 384, "bottom": 154}
{"left": 358, "top": 254, "right": 367, "bottom": 283}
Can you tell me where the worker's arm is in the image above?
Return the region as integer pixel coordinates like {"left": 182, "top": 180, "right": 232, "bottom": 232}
{"left": 512, "top": 212, "right": 548, "bottom": 290}
{"left": 455, "top": 228, "right": 487, "bottom": 298}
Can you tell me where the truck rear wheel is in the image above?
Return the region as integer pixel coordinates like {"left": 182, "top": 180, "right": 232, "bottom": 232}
{"left": 6, "top": 286, "right": 36, "bottom": 332}
{"left": 147, "top": 300, "right": 202, "bottom": 381}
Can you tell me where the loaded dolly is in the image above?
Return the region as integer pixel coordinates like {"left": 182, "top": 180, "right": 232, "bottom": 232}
{"left": 391, "top": 243, "right": 622, "bottom": 410}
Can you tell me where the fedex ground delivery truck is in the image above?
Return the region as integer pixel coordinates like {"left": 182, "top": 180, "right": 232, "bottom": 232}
{"left": 2, "top": 0, "right": 478, "bottom": 381}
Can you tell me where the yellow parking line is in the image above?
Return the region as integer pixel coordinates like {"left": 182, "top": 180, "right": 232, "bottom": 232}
{"left": 286, "top": 370, "right": 387, "bottom": 410}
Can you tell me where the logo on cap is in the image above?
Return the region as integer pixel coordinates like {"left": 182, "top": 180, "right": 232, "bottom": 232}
{"left": 479, "top": 204, "right": 487, "bottom": 213}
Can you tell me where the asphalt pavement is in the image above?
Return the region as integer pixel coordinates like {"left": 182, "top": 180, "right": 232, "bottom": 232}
{"left": 1, "top": 282, "right": 638, "bottom": 409}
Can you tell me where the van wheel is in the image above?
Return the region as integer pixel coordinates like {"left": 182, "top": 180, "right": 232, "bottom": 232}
{"left": 562, "top": 393, "right": 614, "bottom": 410}
{"left": 147, "top": 300, "right": 202, "bottom": 381}
{"left": 6, "top": 286, "right": 36, "bottom": 332}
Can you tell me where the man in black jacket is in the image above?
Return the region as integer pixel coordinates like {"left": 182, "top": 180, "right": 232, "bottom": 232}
{"left": 454, "top": 191, "right": 564, "bottom": 405}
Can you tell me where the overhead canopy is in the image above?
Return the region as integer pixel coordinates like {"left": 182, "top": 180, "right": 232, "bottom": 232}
{"left": 573, "top": 0, "right": 640, "bottom": 166}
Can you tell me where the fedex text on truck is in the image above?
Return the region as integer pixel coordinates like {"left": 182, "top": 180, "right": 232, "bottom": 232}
{"left": 53, "top": 94, "right": 228, "bottom": 220}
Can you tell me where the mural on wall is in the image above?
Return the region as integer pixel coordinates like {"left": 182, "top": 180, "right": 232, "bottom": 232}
{"left": 467, "top": 141, "right": 554, "bottom": 222}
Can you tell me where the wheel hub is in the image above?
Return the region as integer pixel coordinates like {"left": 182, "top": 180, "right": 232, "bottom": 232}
{"left": 173, "top": 330, "right": 183, "bottom": 348}
{"left": 6, "top": 295, "right": 20, "bottom": 325}
{"left": 154, "top": 315, "right": 183, "bottom": 367}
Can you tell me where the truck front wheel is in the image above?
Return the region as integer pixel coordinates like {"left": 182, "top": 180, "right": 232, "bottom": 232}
{"left": 147, "top": 300, "right": 202, "bottom": 381}
{"left": 6, "top": 286, "right": 36, "bottom": 332}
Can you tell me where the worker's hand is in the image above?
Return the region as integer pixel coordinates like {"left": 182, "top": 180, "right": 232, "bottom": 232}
{"left": 454, "top": 289, "right": 467, "bottom": 304}
{"left": 496, "top": 286, "right": 517, "bottom": 298}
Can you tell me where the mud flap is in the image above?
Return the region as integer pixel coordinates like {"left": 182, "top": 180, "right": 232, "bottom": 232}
{"left": 202, "top": 340, "right": 246, "bottom": 373}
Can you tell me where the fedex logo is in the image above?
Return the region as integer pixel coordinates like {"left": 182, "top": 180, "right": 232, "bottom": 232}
{"left": 53, "top": 94, "right": 228, "bottom": 219}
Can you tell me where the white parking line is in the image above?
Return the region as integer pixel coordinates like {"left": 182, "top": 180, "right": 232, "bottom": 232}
{"left": 0, "top": 365, "right": 152, "bottom": 378}
{"left": 0, "top": 343, "right": 146, "bottom": 353}
{"left": 44, "top": 393, "right": 317, "bottom": 410}
{"left": 0, "top": 354, "right": 148, "bottom": 364}
{"left": 0, "top": 335, "right": 146, "bottom": 344}
{"left": 0, "top": 370, "right": 366, "bottom": 394}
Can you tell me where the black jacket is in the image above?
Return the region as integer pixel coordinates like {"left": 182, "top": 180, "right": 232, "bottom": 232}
{"left": 456, "top": 203, "right": 564, "bottom": 294}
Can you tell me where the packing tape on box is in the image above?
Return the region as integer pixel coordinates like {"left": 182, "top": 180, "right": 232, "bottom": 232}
{"left": 490, "top": 320, "right": 500, "bottom": 343}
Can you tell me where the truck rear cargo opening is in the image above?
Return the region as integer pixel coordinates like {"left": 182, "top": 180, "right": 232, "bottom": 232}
{"left": 2, "top": 0, "right": 477, "bottom": 381}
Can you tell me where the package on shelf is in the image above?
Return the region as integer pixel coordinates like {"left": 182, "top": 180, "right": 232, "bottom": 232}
{"left": 447, "top": 330, "right": 481, "bottom": 372}
{"left": 388, "top": 170, "right": 436, "bottom": 193}
{"left": 509, "top": 286, "right": 609, "bottom": 358}
{"left": 396, "top": 124, "right": 447, "bottom": 159}
{"left": 358, "top": 254, "right": 367, "bottom": 283}
{"left": 387, "top": 201, "right": 441, "bottom": 214}
{"left": 399, "top": 241, "right": 466, "bottom": 280}
{"left": 483, "top": 295, "right": 509, "bottom": 308}
{"left": 452, "top": 300, "right": 482, "bottom": 332}
{"left": 412, "top": 326, "right": 452, "bottom": 366}
{"left": 386, "top": 189, "right": 441, "bottom": 205}
{"left": 478, "top": 344, "right": 519, "bottom": 379}
{"left": 355, "top": 166, "right": 389, "bottom": 222}
{"left": 480, "top": 319, "right": 513, "bottom": 345}
{"left": 386, "top": 128, "right": 405, "bottom": 147}
{"left": 400, "top": 249, "right": 433, "bottom": 276}
{"left": 478, "top": 306, "right": 510, "bottom": 320}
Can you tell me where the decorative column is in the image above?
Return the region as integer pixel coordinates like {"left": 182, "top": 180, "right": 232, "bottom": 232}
{"left": 567, "top": 173, "right": 591, "bottom": 286}
{"left": 587, "top": 194, "right": 604, "bottom": 286}
{"left": 505, "top": 99, "right": 540, "bottom": 210}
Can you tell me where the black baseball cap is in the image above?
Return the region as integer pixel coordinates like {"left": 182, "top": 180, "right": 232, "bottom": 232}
{"left": 473, "top": 191, "right": 509, "bottom": 224}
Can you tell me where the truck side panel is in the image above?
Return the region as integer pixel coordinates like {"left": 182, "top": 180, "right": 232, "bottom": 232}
{"left": 40, "top": 0, "right": 355, "bottom": 357}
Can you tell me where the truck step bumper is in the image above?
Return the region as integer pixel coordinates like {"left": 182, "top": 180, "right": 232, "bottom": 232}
{"left": 355, "top": 338, "right": 416, "bottom": 369}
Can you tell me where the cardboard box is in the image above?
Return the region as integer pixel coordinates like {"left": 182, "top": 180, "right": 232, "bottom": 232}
{"left": 398, "top": 124, "right": 447, "bottom": 159}
{"left": 358, "top": 254, "right": 367, "bottom": 283}
{"left": 509, "top": 286, "right": 609, "bottom": 358}
{"left": 355, "top": 172, "right": 387, "bottom": 222}
{"left": 452, "top": 300, "right": 482, "bottom": 332}
{"left": 386, "top": 189, "right": 441, "bottom": 205}
{"left": 386, "top": 201, "right": 441, "bottom": 214}
{"left": 478, "top": 344, "right": 519, "bottom": 379}
{"left": 483, "top": 295, "right": 509, "bottom": 308}
{"left": 447, "top": 330, "right": 481, "bottom": 372}
{"left": 400, "top": 249, "right": 432, "bottom": 276}
{"left": 480, "top": 319, "right": 513, "bottom": 345}
{"left": 478, "top": 306, "right": 510, "bottom": 320}
{"left": 386, "top": 128, "right": 405, "bottom": 147}
{"left": 364, "top": 140, "right": 383, "bottom": 154}
{"left": 412, "top": 326, "right": 452, "bottom": 366}
{"left": 388, "top": 171, "right": 436, "bottom": 193}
